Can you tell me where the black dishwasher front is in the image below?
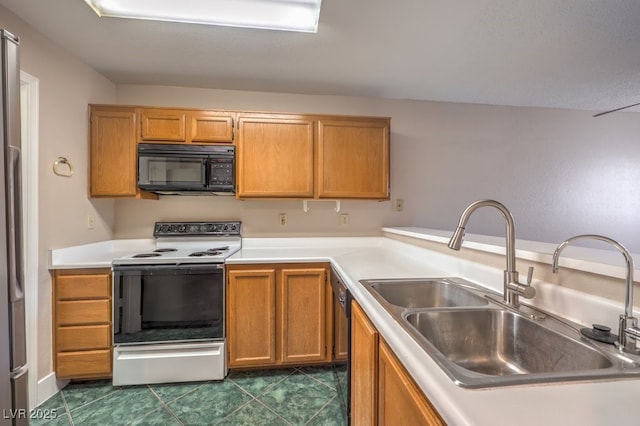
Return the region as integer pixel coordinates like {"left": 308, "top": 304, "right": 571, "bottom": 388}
{"left": 330, "top": 266, "right": 352, "bottom": 422}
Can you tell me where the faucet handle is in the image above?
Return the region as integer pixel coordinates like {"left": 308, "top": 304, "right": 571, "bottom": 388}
{"left": 526, "top": 266, "right": 534, "bottom": 285}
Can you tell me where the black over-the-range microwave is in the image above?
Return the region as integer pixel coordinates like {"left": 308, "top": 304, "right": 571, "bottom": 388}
{"left": 137, "top": 143, "right": 235, "bottom": 195}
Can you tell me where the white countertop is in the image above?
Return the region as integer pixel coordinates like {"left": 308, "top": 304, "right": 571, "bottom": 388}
{"left": 385, "top": 226, "right": 640, "bottom": 281}
{"left": 49, "top": 229, "right": 640, "bottom": 425}
{"left": 49, "top": 239, "right": 156, "bottom": 269}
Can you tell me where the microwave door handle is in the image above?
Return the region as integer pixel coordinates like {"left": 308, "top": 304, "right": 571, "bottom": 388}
{"left": 203, "top": 159, "right": 209, "bottom": 188}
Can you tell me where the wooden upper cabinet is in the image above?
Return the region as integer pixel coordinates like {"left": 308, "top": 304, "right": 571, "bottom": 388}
{"left": 140, "top": 108, "right": 187, "bottom": 142}
{"left": 188, "top": 111, "right": 234, "bottom": 143}
{"left": 89, "top": 105, "right": 157, "bottom": 199}
{"left": 89, "top": 106, "right": 138, "bottom": 197}
{"left": 236, "top": 114, "right": 315, "bottom": 198}
{"left": 89, "top": 104, "right": 390, "bottom": 200}
{"left": 317, "top": 118, "right": 390, "bottom": 199}
{"left": 140, "top": 108, "right": 235, "bottom": 143}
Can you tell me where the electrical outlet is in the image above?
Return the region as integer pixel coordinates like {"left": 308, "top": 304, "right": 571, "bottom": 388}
{"left": 340, "top": 213, "right": 349, "bottom": 226}
{"left": 394, "top": 199, "right": 404, "bottom": 212}
{"left": 87, "top": 214, "right": 95, "bottom": 230}
{"left": 279, "top": 213, "right": 287, "bottom": 227}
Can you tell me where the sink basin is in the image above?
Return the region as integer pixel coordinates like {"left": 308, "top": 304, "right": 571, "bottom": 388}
{"left": 360, "top": 276, "right": 640, "bottom": 387}
{"left": 405, "top": 309, "right": 618, "bottom": 387}
{"left": 365, "top": 279, "right": 489, "bottom": 309}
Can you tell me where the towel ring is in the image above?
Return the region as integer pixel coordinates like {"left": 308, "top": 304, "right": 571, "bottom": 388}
{"left": 53, "top": 157, "right": 73, "bottom": 177}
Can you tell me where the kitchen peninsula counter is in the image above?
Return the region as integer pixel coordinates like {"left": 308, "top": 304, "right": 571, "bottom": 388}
{"left": 50, "top": 230, "right": 640, "bottom": 425}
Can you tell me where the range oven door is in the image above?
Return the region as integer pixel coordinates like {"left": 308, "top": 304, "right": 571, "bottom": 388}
{"left": 113, "top": 264, "right": 224, "bottom": 345}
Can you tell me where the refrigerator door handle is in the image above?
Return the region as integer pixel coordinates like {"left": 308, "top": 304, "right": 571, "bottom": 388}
{"left": 7, "top": 144, "right": 24, "bottom": 302}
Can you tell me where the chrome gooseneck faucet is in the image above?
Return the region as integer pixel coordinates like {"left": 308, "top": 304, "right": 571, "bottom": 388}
{"left": 552, "top": 234, "right": 640, "bottom": 354}
{"left": 448, "top": 199, "right": 535, "bottom": 307}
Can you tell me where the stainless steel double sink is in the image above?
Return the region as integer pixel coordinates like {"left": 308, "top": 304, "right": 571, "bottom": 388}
{"left": 361, "top": 278, "right": 640, "bottom": 388}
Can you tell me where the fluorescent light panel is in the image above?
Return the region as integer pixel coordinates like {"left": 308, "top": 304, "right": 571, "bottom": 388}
{"left": 84, "top": 0, "right": 321, "bottom": 32}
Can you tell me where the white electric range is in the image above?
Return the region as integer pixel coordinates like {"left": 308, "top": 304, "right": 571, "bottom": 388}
{"left": 111, "top": 221, "right": 241, "bottom": 386}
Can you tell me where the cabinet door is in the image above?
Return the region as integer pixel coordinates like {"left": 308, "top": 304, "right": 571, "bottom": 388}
{"left": 140, "top": 108, "right": 186, "bottom": 141}
{"left": 236, "top": 115, "right": 315, "bottom": 198}
{"left": 279, "top": 267, "right": 328, "bottom": 364}
{"left": 188, "top": 111, "right": 235, "bottom": 143}
{"left": 378, "top": 341, "right": 445, "bottom": 425}
{"left": 351, "top": 301, "right": 379, "bottom": 426}
{"left": 227, "top": 268, "right": 277, "bottom": 367}
{"left": 90, "top": 107, "right": 138, "bottom": 197}
{"left": 317, "top": 118, "right": 390, "bottom": 199}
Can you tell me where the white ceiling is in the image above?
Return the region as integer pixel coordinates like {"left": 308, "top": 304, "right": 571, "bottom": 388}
{"left": 2, "top": 0, "right": 640, "bottom": 112}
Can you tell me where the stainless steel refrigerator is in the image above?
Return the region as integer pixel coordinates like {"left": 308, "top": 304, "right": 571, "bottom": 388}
{"left": 0, "top": 29, "right": 27, "bottom": 426}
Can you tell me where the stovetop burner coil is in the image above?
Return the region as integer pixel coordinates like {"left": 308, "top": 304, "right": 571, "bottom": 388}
{"left": 189, "top": 250, "right": 223, "bottom": 257}
{"left": 132, "top": 253, "right": 162, "bottom": 258}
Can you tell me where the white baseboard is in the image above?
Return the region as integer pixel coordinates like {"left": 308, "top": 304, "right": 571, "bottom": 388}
{"left": 36, "top": 372, "right": 69, "bottom": 407}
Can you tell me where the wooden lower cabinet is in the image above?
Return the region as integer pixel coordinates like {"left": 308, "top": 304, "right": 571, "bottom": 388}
{"left": 226, "top": 263, "right": 332, "bottom": 368}
{"left": 52, "top": 269, "right": 112, "bottom": 379}
{"left": 351, "top": 301, "right": 379, "bottom": 425}
{"left": 378, "top": 341, "right": 445, "bottom": 425}
{"left": 226, "top": 267, "right": 277, "bottom": 367}
{"left": 280, "top": 267, "right": 328, "bottom": 364}
{"left": 351, "top": 301, "right": 445, "bottom": 426}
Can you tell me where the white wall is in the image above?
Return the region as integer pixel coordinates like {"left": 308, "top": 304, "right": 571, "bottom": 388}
{"left": 0, "top": 6, "right": 117, "bottom": 381}
{"left": 115, "top": 85, "right": 640, "bottom": 255}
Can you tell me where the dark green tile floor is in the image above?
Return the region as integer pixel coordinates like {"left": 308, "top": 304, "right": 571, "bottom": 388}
{"left": 33, "top": 366, "right": 348, "bottom": 426}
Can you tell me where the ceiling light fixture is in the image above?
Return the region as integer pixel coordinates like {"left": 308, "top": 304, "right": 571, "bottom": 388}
{"left": 83, "top": 0, "right": 322, "bottom": 33}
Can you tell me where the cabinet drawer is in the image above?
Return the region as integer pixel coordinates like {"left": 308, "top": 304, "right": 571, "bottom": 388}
{"left": 56, "top": 349, "right": 112, "bottom": 379}
{"left": 57, "top": 300, "right": 110, "bottom": 326}
{"left": 56, "top": 273, "right": 111, "bottom": 300}
{"left": 57, "top": 325, "right": 111, "bottom": 351}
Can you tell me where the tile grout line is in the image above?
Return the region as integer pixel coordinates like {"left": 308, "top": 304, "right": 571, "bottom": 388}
{"left": 58, "top": 389, "right": 73, "bottom": 426}
{"left": 260, "top": 367, "right": 338, "bottom": 425}
{"left": 62, "top": 384, "right": 120, "bottom": 416}
{"left": 304, "top": 394, "right": 339, "bottom": 425}
{"left": 139, "top": 384, "right": 185, "bottom": 426}
{"left": 51, "top": 368, "right": 345, "bottom": 426}
{"left": 223, "top": 369, "right": 299, "bottom": 425}
{"left": 214, "top": 379, "right": 260, "bottom": 424}
{"left": 296, "top": 367, "right": 344, "bottom": 425}
{"left": 251, "top": 398, "right": 295, "bottom": 426}
{"left": 299, "top": 371, "right": 339, "bottom": 392}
